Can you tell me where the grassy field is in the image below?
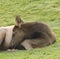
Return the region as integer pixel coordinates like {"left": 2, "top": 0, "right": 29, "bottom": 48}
{"left": 0, "top": 0, "right": 60, "bottom": 59}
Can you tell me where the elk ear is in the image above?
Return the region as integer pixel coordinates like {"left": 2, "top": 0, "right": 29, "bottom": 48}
{"left": 16, "top": 15, "right": 23, "bottom": 24}
{"left": 16, "top": 15, "right": 23, "bottom": 27}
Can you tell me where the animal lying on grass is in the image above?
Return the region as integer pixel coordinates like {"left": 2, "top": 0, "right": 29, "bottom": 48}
{"left": 10, "top": 16, "right": 56, "bottom": 50}
{"left": 0, "top": 16, "right": 56, "bottom": 51}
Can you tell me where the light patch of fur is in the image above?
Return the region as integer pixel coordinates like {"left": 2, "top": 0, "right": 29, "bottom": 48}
{"left": 21, "top": 40, "right": 33, "bottom": 50}
{"left": 0, "top": 26, "right": 14, "bottom": 48}
{"left": 0, "top": 29, "right": 6, "bottom": 45}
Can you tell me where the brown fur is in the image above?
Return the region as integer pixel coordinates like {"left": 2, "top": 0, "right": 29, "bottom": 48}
{"left": 10, "top": 16, "right": 56, "bottom": 50}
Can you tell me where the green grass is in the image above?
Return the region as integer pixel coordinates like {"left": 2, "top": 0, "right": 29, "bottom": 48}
{"left": 0, "top": 0, "right": 60, "bottom": 59}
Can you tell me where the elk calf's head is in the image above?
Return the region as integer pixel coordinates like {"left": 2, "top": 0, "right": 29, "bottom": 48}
{"left": 10, "top": 16, "right": 26, "bottom": 49}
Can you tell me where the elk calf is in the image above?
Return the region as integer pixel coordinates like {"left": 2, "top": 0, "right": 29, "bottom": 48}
{"left": 10, "top": 16, "right": 56, "bottom": 50}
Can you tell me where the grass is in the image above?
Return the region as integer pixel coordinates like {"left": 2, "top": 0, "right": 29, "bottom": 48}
{"left": 0, "top": 0, "right": 60, "bottom": 59}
